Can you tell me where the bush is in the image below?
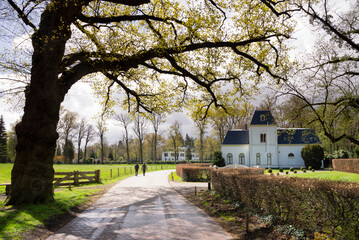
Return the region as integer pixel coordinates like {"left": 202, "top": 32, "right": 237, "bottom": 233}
{"left": 286, "top": 171, "right": 289, "bottom": 174}
{"left": 290, "top": 167, "right": 294, "bottom": 172}
{"left": 303, "top": 169, "right": 306, "bottom": 173}
{"left": 354, "top": 146, "right": 359, "bottom": 158}
{"left": 333, "top": 149, "right": 350, "bottom": 159}
{"left": 333, "top": 159, "right": 359, "bottom": 174}
{"left": 300, "top": 167, "right": 304, "bottom": 171}
{"left": 312, "top": 169, "right": 315, "bottom": 172}
{"left": 294, "top": 170, "right": 297, "bottom": 174}
{"left": 279, "top": 168, "right": 283, "bottom": 172}
{"left": 211, "top": 172, "right": 359, "bottom": 239}
{"left": 301, "top": 144, "right": 324, "bottom": 170}
{"left": 268, "top": 168, "right": 272, "bottom": 173}
{"left": 212, "top": 151, "right": 226, "bottom": 167}
{"left": 308, "top": 166, "right": 312, "bottom": 170}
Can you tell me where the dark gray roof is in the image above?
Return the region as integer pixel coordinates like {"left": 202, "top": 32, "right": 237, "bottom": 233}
{"left": 222, "top": 130, "right": 249, "bottom": 145}
{"left": 250, "top": 110, "right": 276, "bottom": 125}
{"left": 277, "top": 128, "right": 321, "bottom": 145}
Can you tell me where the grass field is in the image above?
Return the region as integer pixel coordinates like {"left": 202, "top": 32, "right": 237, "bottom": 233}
{"left": 0, "top": 163, "right": 175, "bottom": 239}
{"left": 0, "top": 163, "right": 175, "bottom": 194}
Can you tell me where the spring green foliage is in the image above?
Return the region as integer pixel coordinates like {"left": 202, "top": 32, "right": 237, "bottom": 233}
{"left": 212, "top": 151, "right": 225, "bottom": 167}
{"left": 301, "top": 144, "right": 324, "bottom": 169}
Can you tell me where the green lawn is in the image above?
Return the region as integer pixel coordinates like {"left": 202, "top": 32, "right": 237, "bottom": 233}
{"left": 0, "top": 163, "right": 175, "bottom": 239}
{"left": 0, "top": 163, "right": 175, "bottom": 193}
{"left": 289, "top": 170, "right": 359, "bottom": 182}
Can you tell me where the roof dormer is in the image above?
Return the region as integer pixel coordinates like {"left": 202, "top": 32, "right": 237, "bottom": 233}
{"left": 250, "top": 110, "right": 276, "bottom": 125}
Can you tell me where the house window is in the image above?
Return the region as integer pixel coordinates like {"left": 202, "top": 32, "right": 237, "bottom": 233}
{"left": 260, "top": 133, "right": 266, "bottom": 143}
{"left": 260, "top": 114, "right": 266, "bottom": 121}
{"left": 256, "top": 153, "right": 261, "bottom": 165}
{"left": 239, "top": 153, "right": 245, "bottom": 165}
{"left": 267, "top": 153, "right": 272, "bottom": 165}
{"left": 227, "top": 153, "right": 233, "bottom": 165}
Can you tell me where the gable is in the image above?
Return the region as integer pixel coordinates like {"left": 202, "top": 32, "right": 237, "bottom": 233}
{"left": 250, "top": 110, "right": 276, "bottom": 125}
{"left": 222, "top": 130, "right": 249, "bottom": 145}
{"left": 277, "top": 128, "right": 321, "bottom": 145}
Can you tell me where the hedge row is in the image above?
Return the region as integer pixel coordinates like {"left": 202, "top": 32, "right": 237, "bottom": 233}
{"left": 212, "top": 172, "right": 359, "bottom": 239}
{"left": 214, "top": 168, "right": 264, "bottom": 175}
{"left": 176, "top": 165, "right": 264, "bottom": 182}
{"left": 333, "top": 159, "right": 359, "bottom": 174}
{"left": 176, "top": 164, "right": 211, "bottom": 182}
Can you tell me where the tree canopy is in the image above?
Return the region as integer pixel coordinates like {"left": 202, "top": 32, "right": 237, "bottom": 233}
{"left": 1, "top": 0, "right": 300, "bottom": 205}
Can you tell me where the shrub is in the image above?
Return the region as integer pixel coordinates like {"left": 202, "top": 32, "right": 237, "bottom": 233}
{"left": 333, "top": 149, "right": 350, "bottom": 159}
{"left": 294, "top": 170, "right": 297, "bottom": 173}
{"left": 312, "top": 169, "right": 315, "bottom": 172}
{"left": 329, "top": 168, "right": 332, "bottom": 171}
{"left": 212, "top": 151, "right": 226, "bottom": 167}
{"left": 300, "top": 167, "right": 304, "bottom": 171}
{"left": 277, "top": 172, "right": 280, "bottom": 176}
{"left": 211, "top": 172, "right": 359, "bottom": 239}
{"left": 279, "top": 168, "right": 283, "bottom": 172}
{"left": 286, "top": 171, "right": 289, "bottom": 174}
{"left": 308, "top": 166, "right": 312, "bottom": 170}
{"left": 303, "top": 169, "right": 306, "bottom": 173}
{"left": 333, "top": 159, "right": 359, "bottom": 174}
{"left": 354, "top": 146, "right": 359, "bottom": 158}
{"left": 301, "top": 144, "right": 324, "bottom": 170}
{"left": 290, "top": 167, "right": 294, "bottom": 172}
{"left": 268, "top": 168, "right": 272, "bottom": 173}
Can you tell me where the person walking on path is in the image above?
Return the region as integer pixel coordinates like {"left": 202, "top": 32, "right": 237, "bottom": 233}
{"left": 141, "top": 163, "right": 147, "bottom": 176}
{"left": 134, "top": 163, "right": 139, "bottom": 176}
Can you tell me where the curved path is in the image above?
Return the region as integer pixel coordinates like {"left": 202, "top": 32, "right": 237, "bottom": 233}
{"left": 47, "top": 170, "right": 233, "bottom": 240}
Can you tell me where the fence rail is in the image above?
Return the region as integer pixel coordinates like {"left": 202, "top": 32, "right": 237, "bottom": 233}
{"left": 53, "top": 170, "right": 100, "bottom": 187}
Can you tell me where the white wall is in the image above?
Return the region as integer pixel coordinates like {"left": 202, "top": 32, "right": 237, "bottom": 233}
{"left": 221, "top": 145, "right": 250, "bottom": 166}
{"left": 249, "top": 125, "right": 278, "bottom": 168}
{"left": 278, "top": 145, "right": 305, "bottom": 168}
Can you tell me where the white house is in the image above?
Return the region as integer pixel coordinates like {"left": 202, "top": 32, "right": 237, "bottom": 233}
{"left": 221, "top": 110, "right": 321, "bottom": 168}
{"left": 161, "top": 147, "right": 199, "bottom": 161}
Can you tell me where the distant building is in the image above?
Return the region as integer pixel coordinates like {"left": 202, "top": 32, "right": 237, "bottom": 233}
{"left": 221, "top": 110, "right": 321, "bottom": 168}
{"left": 161, "top": 147, "right": 199, "bottom": 161}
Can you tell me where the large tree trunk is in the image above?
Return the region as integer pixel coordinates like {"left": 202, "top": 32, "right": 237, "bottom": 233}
{"left": 5, "top": 2, "right": 84, "bottom": 205}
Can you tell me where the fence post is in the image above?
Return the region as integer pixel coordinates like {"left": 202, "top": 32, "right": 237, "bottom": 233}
{"left": 74, "top": 171, "right": 79, "bottom": 186}
{"left": 110, "top": 169, "right": 112, "bottom": 178}
{"left": 95, "top": 170, "right": 100, "bottom": 183}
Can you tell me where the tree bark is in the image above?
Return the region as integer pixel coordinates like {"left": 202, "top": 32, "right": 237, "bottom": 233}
{"left": 6, "top": 1, "right": 85, "bottom": 205}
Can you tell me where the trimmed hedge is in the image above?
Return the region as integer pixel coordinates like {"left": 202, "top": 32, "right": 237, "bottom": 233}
{"left": 212, "top": 172, "right": 359, "bottom": 239}
{"left": 176, "top": 164, "right": 211, "bottom": 182}
{"left": 214, "top": 168, "right": 264, "bottom": 175}
{"left": 333, "top": 159, "right": 359, "bottom": 174}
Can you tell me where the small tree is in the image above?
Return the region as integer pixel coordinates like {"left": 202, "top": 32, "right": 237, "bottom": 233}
{"left": 185, "top": 147, "right": 192, "bottom": 162}
{"left": 301, "top": 144, "right": 324, "bottom": 170}
{"left": 212, "top": 151, "right": 226, "bottom": 167}
{"left": 63, "top": 140, "right": 75, "bottom": 164}
{"left": 0, "top": 116, "right": 8, "bottom": 163}
{"left": 354, "top": 146, "right": 359, "bottom": 158}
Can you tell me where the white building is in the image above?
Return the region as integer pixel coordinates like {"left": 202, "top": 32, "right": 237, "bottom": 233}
{"left": 161, "top": 147, "right": 199, "bottom": 161}
{"left": 221, "top": 110, "right": 321, "bottom": 168}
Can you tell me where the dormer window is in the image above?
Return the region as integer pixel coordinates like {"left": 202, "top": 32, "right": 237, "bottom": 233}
{"left": 260, "top": 114, "right": 266, "bottom": 121}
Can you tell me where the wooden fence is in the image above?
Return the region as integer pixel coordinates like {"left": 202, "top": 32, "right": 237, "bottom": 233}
{"left": 53, "top": 170, "right": 100, "bottom": 187}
